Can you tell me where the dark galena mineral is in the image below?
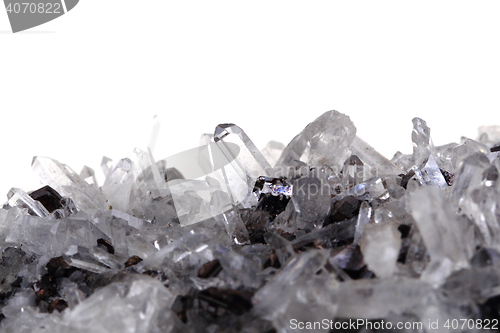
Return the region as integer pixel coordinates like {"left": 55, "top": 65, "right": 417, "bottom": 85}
{"left": 1, "top": 110, "right": 500, "bottom": 332}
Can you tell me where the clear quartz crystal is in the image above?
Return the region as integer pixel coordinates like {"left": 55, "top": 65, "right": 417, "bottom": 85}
{"left": 334, "top": 277, "right": 431, "bottom": 319}
{"left": 253, "top": 250, "right": 338, "bottom": 327}
{"left": 261, "top": 140, "right": 285, "bottom": 168}
{"left": 353, "top": 201, "right": 372, "bottom": 244}
{"left": 349, "top": 136, "right": 403, "bottom": 177}
{"left": 410, "top": 186, "right": 469, "bottom": 285}
{"left": 7, "top": 187, "right": 49, "bottom": 217}
{"left": 32, "top": 156, "right": 108, "bottom": 211}
{"left": 291, "top": 175, "right": 331, "bottom": 228}
{"left": 101, "top": 158, "right": 134, "bottom": 212}
{"left": 275, "top": 110, "right": 357, "bottom": 175}
{"left": 335, "top": 176, "right": 387, "bottom": 203}
{"left": 148, "top": 114, "right": 161, "bottom": 153}
{"left": 210, "top": 189, "right": 250, "bottom": 244}
{"left": 360, "top": 220, "right": 401, "bottom": 278}
{"left": 391, "top": 151, "right": 415, "bottom": 171}
{"left": 342, "top": 155, "right": 364, "bottom": 190}
{"left": 214, "top": 123, "right": 273, "bottom": 185}
{"left": 58, "top": 276, "right": 176, "bottom": 332}
{"left": 80, "top": 165, "right": 98, "bottom": 188}
{"left": 4, "top": 111, "right": 500, "bottom": 331}
{"left": 213, "top": 208, "right": 250, "bottom": 245}
{"left": 450, "top": 152, "right": 490, "bottom": 208}
{"left": 147, "top": 147, "right": 169, "bottom": 197}
{"left": 100, "top": 156, "right": 113, "bottom": 178}
{"left": 478, "top": 125, "right": 500, "bottom": 146}
{"left": 212, "top": 124, "right": 271, "bottom": 210}
{"left": 412, "top": 117, "right": 434, "bottom": 167}
{"left": 434, "top": 142, "right": 459, "bottom": 172}
{"left": 412, "top": 154, "right": 448, "bottom": 190}
{"left": 451, "top": 153, "right": 500, "bottom": 248}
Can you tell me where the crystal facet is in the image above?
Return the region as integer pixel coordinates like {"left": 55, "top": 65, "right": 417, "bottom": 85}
{"left": 1, "top": 111, "right": 500, "bottom": 332}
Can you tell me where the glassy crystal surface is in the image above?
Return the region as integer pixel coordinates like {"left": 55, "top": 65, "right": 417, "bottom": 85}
{"left": 1, "top": 111, "right": 500, "bottom": 332}
{"left": 80, "top": 165, "right": 98, "bottom": 187}
{"left": 349, "top": 136, "right": 403, "bottom": 177}
{"left": 7, "top": 188, "right": 49, "bottom": 217}
{"left": 359, "top": 220, "right": 401, "bottom": 278}
{"left": 261, "top": 140, "right": 285, "bottom": 168}
{"left": 342, "top": 155, "right": 364, "bottom": 190}
{"left": 412, "top": 117, "right": 433, "bottom": 167}
{"left": 412, "top": 154, "right": 448, "bottom": 190}
{"left": 214, "top": 123, "right": 273, "bottom": 186}
{"left": 32, "top": 156, "right": 108, "bottom": 211}
{"left": 275, "top": 110, "right": 356, "bottom": 175}
{"left": 478, "top": 125, "right": 500, "bottom": 146}
{"left": 101, "top": 158, "right": 134, "bottom": 212}
{"left": 291, "top": 175, "right": 331, "bottom": 228}
{"left": 410, "top": 186, "right": 469, "bottom": 285}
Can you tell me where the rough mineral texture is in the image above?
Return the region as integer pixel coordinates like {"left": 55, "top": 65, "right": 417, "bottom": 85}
{"left": 0, "top": 110, "right": 500, "bottom": 332}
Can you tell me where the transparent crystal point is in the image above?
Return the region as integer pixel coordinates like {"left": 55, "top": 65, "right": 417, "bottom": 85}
{"left": 451, "top": 154, "right": 500, "bottom": 248}
{"left": 450, "top": 152, "right": 490, "bottom": 208}
{"left": 391, "top": 151, "right": 415, "bottom": 171}
{"left": 412, "top": 117, "right": 434, "bottom": 167}
{"left": 342, "top": 155, "right": 364, "bottom": 190}
{"left": 148, "top": 114, "right": 161, "bottom": 153}
{"left": 32, "top": 156, "right": 107, "bottom": 211}
{"left": 478, "top": 125, "right": 500, "bottom": 145}
{"left": 58, "top": 276, "right": 176, "bottom": 332}
{"left": 147, "top": 147, "right": 169, "bottom": 197}
{"left": 214, "top": 123, "right": 273, "bottom": 184}
{"left": 207, "top": 186, "right": 249, "bottom": 244}
{"left": 253, "top": 250, "right": 337, "bottom": 325}
{"left": 101, "top": 158, "right": 135, "bottom": 212}
{"left": 212, "top": 206, "right": 250, "bottom": 245}
{"left": 261, "top": 140, "right": 285, "bottom": 168}
{"left": 410, "top": 186, "right": 469, "bottom": 284}
{"left": 100, "top": 156, "right": 113, "bottom": 178}
{"left": 275, "top": 110, "right": 357, "bottom": 173}
{"left": 349, "top": 136, "right": 403, "bottom": 177}
{"left": 291, "top": 175, "right": 331, "bottom": 228}
{"left": 353, "top": 201, "right": 372, "bottom": 244}
{"left": 80, "top": 165, "right": 98, "bottom": 187}
{"left": 213, "top": 124, "right": 272, "bottom": 209}
{"left": 7, "top": 187, "right": 49, "bottom": 217}
{"left": 412, "top": 154, "right": 448, "bottom": 190}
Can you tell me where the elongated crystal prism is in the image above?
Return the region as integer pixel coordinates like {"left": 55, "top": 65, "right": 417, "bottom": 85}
{"left": 101, "top": 158, "right": 134, "bottom": 212}
{"left": 214, "top": 123, "right": 273, "bottom": 185}
{"left": 32, "top": 157, "right": 108, "bottom": 211}
{"left": 7, "top": 188, "right": 49, "bottom": 217}
{"left": 412, "top": 117, "right": 433, "bottom": 167}
{"left": 342, "top": 155, "right": 364, "bottom": 190}
{"left": 349, "top": 136, "right": 403, "bottom": 176}
{"left": 410, "top": 187, "right": 469, "bottom": 285}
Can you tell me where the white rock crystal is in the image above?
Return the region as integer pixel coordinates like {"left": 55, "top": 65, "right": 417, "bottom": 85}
{"left": 0, "top": 110, "right": 500, "bottom": 332}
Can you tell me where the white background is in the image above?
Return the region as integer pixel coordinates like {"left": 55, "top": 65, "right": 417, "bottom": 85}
{"left": 0, "top": 1, "right": 499, "bottom": 196}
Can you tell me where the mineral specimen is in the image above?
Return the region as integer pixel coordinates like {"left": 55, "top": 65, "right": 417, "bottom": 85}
{"left": 0, "top": 110, "right": 500, "bottom": 332}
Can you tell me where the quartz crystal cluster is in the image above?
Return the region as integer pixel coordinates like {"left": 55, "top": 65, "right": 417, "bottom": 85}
{"left": 1, "top": 110, "right": 500, "bottom": 333}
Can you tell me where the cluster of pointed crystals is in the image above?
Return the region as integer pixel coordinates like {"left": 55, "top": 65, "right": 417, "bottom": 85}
{"left": 0, "top": 110, "right": 499, "bottom": 332}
